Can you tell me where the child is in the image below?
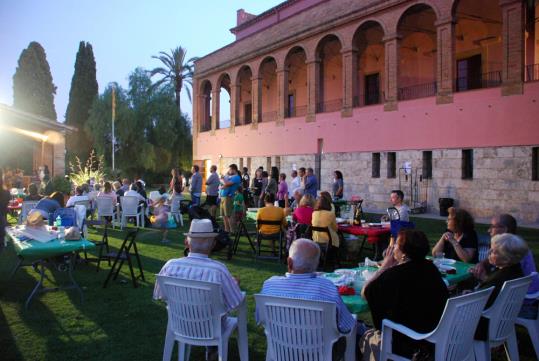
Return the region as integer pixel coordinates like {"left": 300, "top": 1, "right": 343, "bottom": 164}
{"left": 233, "top": 186, "right": 245, "bottom": 232}
{"left": 151, "top": 198, "right": 172, "bottom": 243}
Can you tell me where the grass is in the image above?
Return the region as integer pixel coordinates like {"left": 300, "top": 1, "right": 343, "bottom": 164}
{"left": 1, "top": 211, "right": 538, "bottom": 361}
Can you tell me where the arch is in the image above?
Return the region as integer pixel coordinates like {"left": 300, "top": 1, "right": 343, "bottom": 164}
{"left": 315, "top": 33, "right": 344, "bottom": 60}
{"left": 397, "top": 3, "right": 438, "bottom": 101}
{"left": 236, "top": 65, "right": 253, "bottom": 86}
{"left": 259, "top": 57, "right": 278, "bottom": 122}
{"left": 257, "top": 56, "right": 279, "bottom": 78}
{"left": 353, "top": 18, "right": 388, "bottom": 42}
{"left": 284, "top": 46, "right": 308, "bottom": 118}
{"left": 217, "top": 74, "right": 231, "bottom": 129}
{"left": 353, "top": 20, "right": 386, "bottom": 107}
{"left": 452, "top": 0, "right": 503, "bottom": 91}
{"left": 315, "top": 34, "right": 343, "bottom": 113}
{"left": 396, "top": 1, "right": 442, "bottom": 28}
{"left": 236, "top": 65, "right": 253, "bottom": 125}
{"left": 199, "top": 79, "right": 212, "bottom": 132}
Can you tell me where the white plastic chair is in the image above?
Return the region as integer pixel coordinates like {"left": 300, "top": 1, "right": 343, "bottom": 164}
{"left": 18, "top": 201, "right": 39, "bottom": 224}
{"left": 95, "top": 196, "right": 117, "bottom": 229}
{"left": 255, "top": 294, "right": 357, "bottom": 361}
{"left": 474, "top": 274, "right": 534, "bottom": 361}
{"left": 119, "top": 196, "right": 143, "bottom": 229}
{"left": 169, "top": 196, "right": 184, "bottom": 227}
{"left": 156, "top": 275, "right": 248, "bottom": 361}
{"left": 149, "top": 191, "right": 161, "bottom": 203}
{"left": 380, "top": 287, "right": 494, "bottom": 361}
{"left": 515, "top": 283, "right": 539, "bottom": 360}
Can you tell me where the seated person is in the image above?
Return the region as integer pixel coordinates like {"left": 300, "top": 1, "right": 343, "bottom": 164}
{"left": 286, "top": 188, "right": 304, "bottom": 215}
{"left": 386, "top": 189, "right": 410, "bottom": 222}
{"left": 112, "top": 181, "right": 124, "bottom": 204}
{"left": 65, "top": 186, "right": 90, "bottom": 208}
{"left": 30, "top": 191, "right": 64, "bottom": 220}
{"left": 97, "top": 181, "right": 118, "bottom": 205}
{"left": 258, "top": 238, "right": 356, "bottom": 360}
{"left": 311, "top": 196, "right": 339, "bottom": 248}
{"left": 360, "top": 230, "right": 449, "bottom": 360}
{"left": 24, "top": 183, "right": 42, "bottom": 201}
{"left": 124, "top": 183, "right": 146, "bottom": 204}
{"left": 432, "top": 207, "right": 478, "bottom": 263}
{"left": 256, "top": 193, "right": 286, "bottom": 235}
{"left": 292, "top": 194, "right": 315, "bottom": 225}
{"left": 474, "top": 233, "right": 529, "bottom": 340}
{"left": 320, "top": 191, "right": 336, "bottom": 214}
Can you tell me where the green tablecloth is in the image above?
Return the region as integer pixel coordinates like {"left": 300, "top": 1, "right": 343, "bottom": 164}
{"left": 328, "top": 261, "right": 474, "bottom": 314}
{"left": 7, "top": 230, "right": 95, "bottom": 259}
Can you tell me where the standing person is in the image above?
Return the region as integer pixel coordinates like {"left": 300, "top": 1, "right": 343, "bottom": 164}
{"left": 219, "top": 164, "right": 241, "bottom": 233}
{"left": 190, "top": 164, "right": 202, "bottom": 206}
{"left": 259, "top": 171, "right": 269, "bottom": 208}
{"left": 205, "top": 165, "right": 220, "bottom": 218}
{"left": 332, "top": 170, "right": 344, "bottom": 200}
{"left": 0, "top": 170, "right": 11, "bottom": 252}
{"left": 289, "top": 170, "right": 302, "bottom": 196}
{"left": 298, "top": 167, "right": 306, "bottom": 189}
{"left": 304, "top": 167, "right": 318, "bottom": 198}
{"left": 277, "top": 173, "right": 288, "bottom": 208}
{"left": 265, "top": 167, "right": 279, "bottom": 198}
{"left": 251, "top": 169, "right": 263, "bottom": 209}
{"left": 241, "top": 167, "right": 251, "bottom": 207}
{"left": 169, "top": 168, "right": 184, "bottom": 199}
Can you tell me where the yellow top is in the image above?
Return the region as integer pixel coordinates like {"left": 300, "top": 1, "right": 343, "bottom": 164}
{"left": 311, "top": 210, "right": 339, "bottom": 247}
{"left": 257, "top": 205, "right": 286, "bottom": 234}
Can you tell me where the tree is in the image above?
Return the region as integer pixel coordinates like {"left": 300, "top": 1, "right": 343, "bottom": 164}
{"left": 12, "top": 41, "right": 57, "bottom": 120}
{"left": 149, "top": 46, "right": 197, "bottom": 115}
{"left": 65, "top": 41, "right": 99, "bottom": 162}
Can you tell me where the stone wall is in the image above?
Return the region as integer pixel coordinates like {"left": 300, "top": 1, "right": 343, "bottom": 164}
{"left": 222, "top": 145, "right": 539, "bottom": 224}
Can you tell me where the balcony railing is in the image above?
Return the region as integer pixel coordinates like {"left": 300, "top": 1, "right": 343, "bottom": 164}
{"left": 525, "top": 63, "right": 539, "bottom": 82}
{"left": 286, "top": 104, "right": 308, "bottom": 118}
{"left": 316, "top": 98, "right": 342, "bottom": 113}
{"left": 398, "top": 82, "right": 437, "bottom": 101}
{"left": 456, "top": 70, "right": 502, "bottom": 92}
{"left": 353, "top": 91, "right": 382, "bottom": 107}
{"left": 261, "top": 111, "right": 277, "bottom": 122}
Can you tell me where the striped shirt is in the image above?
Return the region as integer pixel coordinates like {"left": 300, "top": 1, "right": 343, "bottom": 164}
{"left": 153, "top": 253, "right": 244, "bottom": 312}
{"left": 259, "top": 273, "right": 356, "bottom": 333}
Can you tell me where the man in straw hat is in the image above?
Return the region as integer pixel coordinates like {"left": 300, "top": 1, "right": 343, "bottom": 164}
{"left": 153, "top": 218, "right": 244, "bottom": 310}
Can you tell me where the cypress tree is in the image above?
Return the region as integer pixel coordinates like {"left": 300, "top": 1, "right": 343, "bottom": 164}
{"left": 12, "top": 41, "right": 57, "bottom": 120}
{"left": 65, "top": 41, "right": 98, "bottom": 161}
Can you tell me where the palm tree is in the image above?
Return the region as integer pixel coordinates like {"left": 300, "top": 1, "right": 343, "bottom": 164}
{"left": 149, "top": 46, "right": 198, "bottom": 115}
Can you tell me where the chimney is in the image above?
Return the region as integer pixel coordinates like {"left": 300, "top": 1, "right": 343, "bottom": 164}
{"left": 237, "top": 8, "right": 256, "bottom": 26}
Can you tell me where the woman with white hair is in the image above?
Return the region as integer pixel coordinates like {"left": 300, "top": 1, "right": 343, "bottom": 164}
{"left": 474, "top": 233, "right": 528, "bottom": 340}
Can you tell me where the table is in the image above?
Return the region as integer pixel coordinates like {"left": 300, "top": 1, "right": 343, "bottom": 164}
{"left": 324, "top": 261, "right": 474, "bottom": 314}
{"left": 6, "top": 226, "right": 95, "bottom": 308}
{"left": 338, "top": 224, "right": 391, "bottom": 259}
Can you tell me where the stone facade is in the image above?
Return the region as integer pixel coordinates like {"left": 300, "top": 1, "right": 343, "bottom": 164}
{"left": 223, "top": 144, "right": 539, "bottom": 224}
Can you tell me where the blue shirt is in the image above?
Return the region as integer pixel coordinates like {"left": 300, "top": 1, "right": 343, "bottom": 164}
{"left": 304, "top": 174, "right": 318, "bottom": 198}
{"left": 220, "top": 174, "right": 241, "bottom": 198}
{"left": 35, "top": 198, "right": 61, "bottom": 215}
{"left": 190, "top": 172, "right": 202, "bottom": 194}
{"left": 258, "top": 273, "right": 355, "bottom": 333}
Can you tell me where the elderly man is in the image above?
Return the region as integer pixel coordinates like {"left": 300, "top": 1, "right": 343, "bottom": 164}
{"left": 286, "top": 188, "right": 304, "bottom": 215}
{"left": 289, "top": 170, "right": 302, "bottom": 196}
{"left": 259, "top": 238, "right": 355, "bottom": 349}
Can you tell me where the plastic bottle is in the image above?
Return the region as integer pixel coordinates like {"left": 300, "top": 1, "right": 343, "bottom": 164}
{"left": 55, "top": 215, "right": 62, "bottom": 227}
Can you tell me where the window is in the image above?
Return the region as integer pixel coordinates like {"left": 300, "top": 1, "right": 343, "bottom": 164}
{"left": 266, "top": 157, "right": 271, "bottom": 171}
{"left": 372, "top": 153, "right": 381, "bottom": 178}
{"left": 457, "top": 55, "right": 482, "bottom": 91}
{"left": 462, "top": 149, "right": 474, "bottom": 179}
{"left": 387, "top": 152, "right": 396, "bottom": 178}
{"left": 364, "top": 73, "right": 380, "bottom": 105}
{"left": 244, "top": 103, "right": 252, "bottom": 124}
{"left": 287, "top": 94, "right": 295, "bottom": 118}
{"left": 533, "top": 147, "right": 539, "bottom": 181}
{"left": 422, "top": 151, "right": 433, "bottom": 179}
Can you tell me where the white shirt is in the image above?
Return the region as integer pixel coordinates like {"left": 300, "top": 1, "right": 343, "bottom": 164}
{"left": 66, "top": 195, "right": 89, "bottom": 208}
{"left": 290, "top": 176, "right": 302, "bottom": 196}
{"left": 153, "top": 253, "right": 244, "bottom": 312}
{"left": 124, "top": 190, "right": 146, "bottom": 203}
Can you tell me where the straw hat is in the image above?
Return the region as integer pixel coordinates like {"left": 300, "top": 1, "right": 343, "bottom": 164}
{"left": 26, "top": 211, "right": 44, "bottom": 228}
{"left": 184, "top": 219, "right": 218, "bottom": 238}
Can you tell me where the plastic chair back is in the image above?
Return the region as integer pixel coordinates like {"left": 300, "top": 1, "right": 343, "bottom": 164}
{"left": 19, "top": 201, "right": 39, "bottom": 224}
{"left": 52, "top": 208, "right": 77, "bottom": 227}
{"left": 386, "top": 207, "right": 400, "bottom": 221}
{"left": 429, "top": 287, "right": 494, "bottom": 361}
{"left": 255, "top": 294, "right": 341, "bottom": 361}
{"left": 477, "top": 233, "right": 491, "bottom": 262}
{"left": 96, "top": 197, "right": 115, "bottom": 217}
{"left": 120, "top": 196, "right": 140, "bottom": 217}
{"left": 148, "top": 191, "right": 161, "bottom": 202}
{"left": 389, "top": 220, "right": 415, "bottom": 239}
{"left": 156, "top": 276, "right": 226, "bottom": 341}
{"left": 483, "top": 274, "right": 533, "bottom": 343}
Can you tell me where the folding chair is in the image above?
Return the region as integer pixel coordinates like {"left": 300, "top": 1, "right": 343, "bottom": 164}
{"left": 83, "top": 219, "right": 111, "bottom": 272}
{"left": 256, "top": 220, "right": 285, "bottom": 261}
{"left": 387, "top": 206, "right": 400, "bottom": 221}
{"left": 232, "top": 217, "right": 256, "bottom": 256}
{"left": 52, "top": 208, "right": 77, "bottom": 227}
{"left": 18, "top": 201, "right": 38, "bottom": 224}
{"left": 103, "top": 229, "right": 144, "bottom": 288}
{"left": 310, "top": 225, "right": 339, "bottom": 270}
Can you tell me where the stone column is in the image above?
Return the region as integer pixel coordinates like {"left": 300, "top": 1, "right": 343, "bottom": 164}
{"left": 436, "top": 19, "right": 455, "bottom": 104}
{"left": 341, "top": 48, "right": 358, "bottom": 117}
{"left": 251, "top": 77, "right": 261, "bottom": 129}
{"left": 306, "top": 60, "right": 320, "bottom": 122}
{"left": 276, "top": 67, "right": 289, "bottom": 126}
{"left": 211, "top": 89, "right": 220, "bottom": 135}
{"left": 229, "top": 84, "right": 239, "bottom": 133}
{"left": 500, "top": 0, "right": 525, "bottom": 96}
{"left": 383, "top": 35, "right": 399, "bottom": 111}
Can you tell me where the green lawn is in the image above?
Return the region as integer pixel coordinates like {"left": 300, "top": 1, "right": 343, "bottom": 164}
{"left": 1, "top": 212, "right": 538, "bottom": 361}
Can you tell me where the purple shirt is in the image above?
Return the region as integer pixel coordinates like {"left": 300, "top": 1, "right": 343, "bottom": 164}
{"left": 522, "top": 251, "right": 539, "bottom": 296}
{"left": 277, "top": 180, "right": 288, "bottom": 201}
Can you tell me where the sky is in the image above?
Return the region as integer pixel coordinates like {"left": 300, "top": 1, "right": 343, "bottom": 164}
{"left": 0, "top": 0, "right": 283, "bottom": 123}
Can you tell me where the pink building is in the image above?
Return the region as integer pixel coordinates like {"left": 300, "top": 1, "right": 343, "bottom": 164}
{"left": 193, "top": 0, "right": 539, "bottom": 224}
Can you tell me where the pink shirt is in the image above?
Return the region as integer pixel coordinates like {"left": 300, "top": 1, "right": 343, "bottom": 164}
{"left": 293, "top": 206, "right": 314, "bottom": 225}
{"left": 97, "top": 191, "right": 117, "bottom": 205}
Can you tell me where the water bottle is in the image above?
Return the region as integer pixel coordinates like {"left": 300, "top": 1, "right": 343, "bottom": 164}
{"left": 55, "top": 215, "right": 62, "bottom": 227}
